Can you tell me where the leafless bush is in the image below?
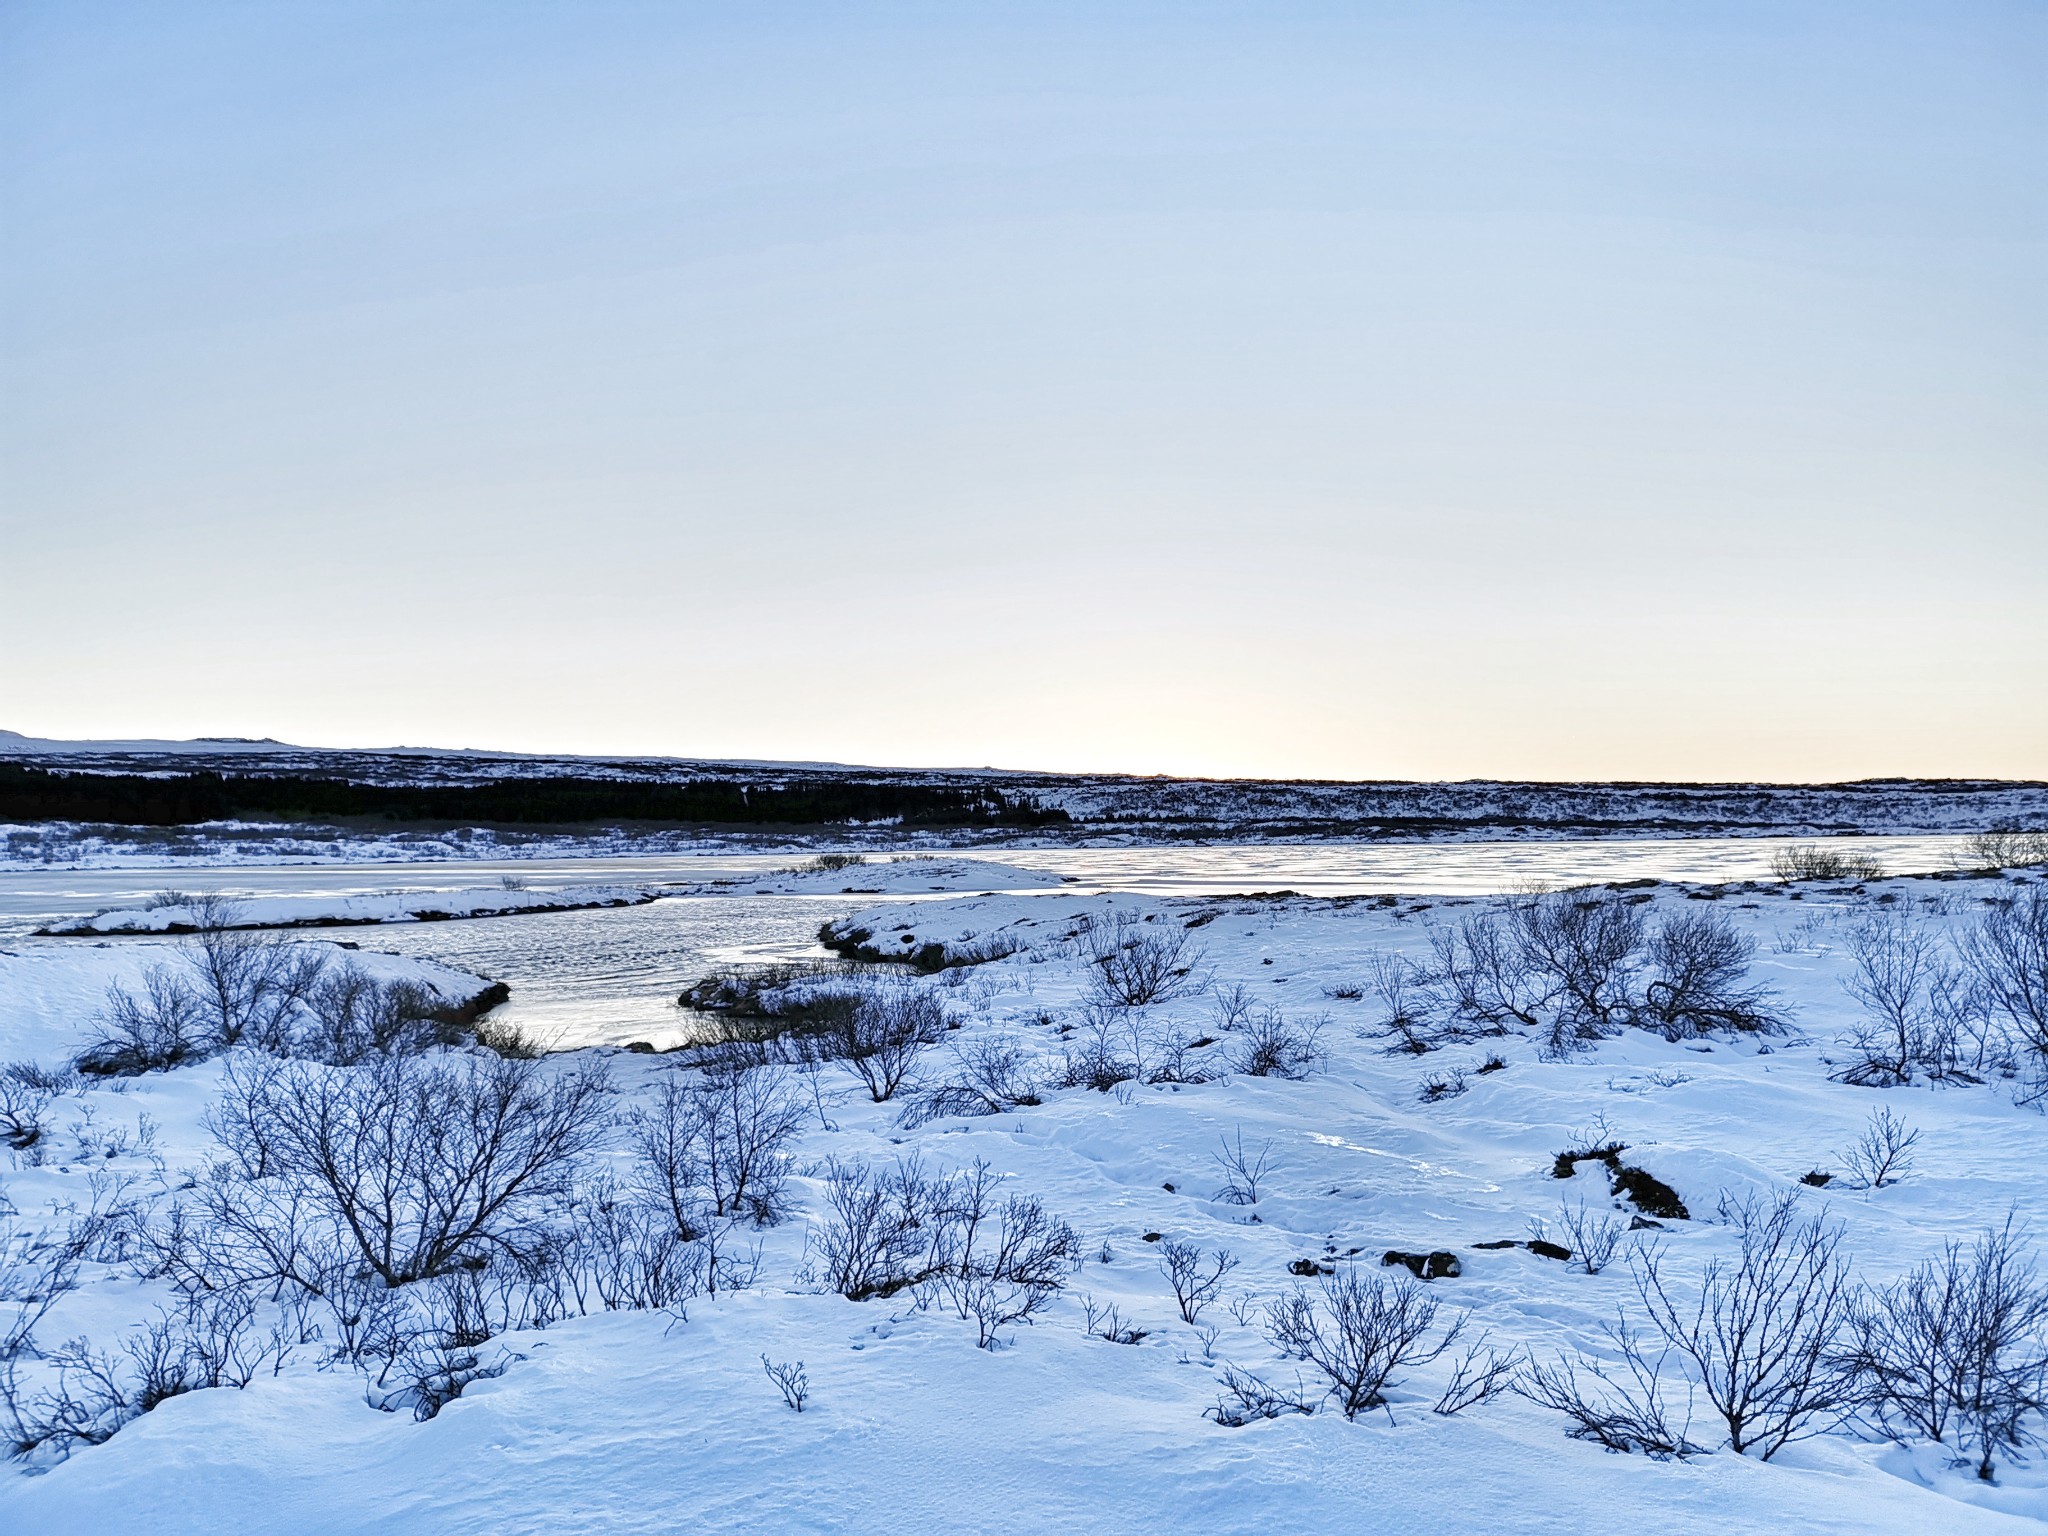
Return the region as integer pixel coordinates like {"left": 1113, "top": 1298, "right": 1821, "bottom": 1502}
{"left": 218, "top": 1052, "right": 610, "bottom": 1286}
{"left": 1424, "top": 914, "right": 1544, "bottom": 1037}
{"left": 1838, "top": 1105, "right": 1921, "bottom": 1190}
{"left": 1843, "top": 1216, "right": 2048, "bottom": 1480}
{"left": 1366, "top": 953, "right": 1439, "bottom": 1053}
{"left": 1418, "top": 1066, "right": 1468, "bottom": 1103}
{"left": 900, "top": 1035, "right": 1044, "bottom": 1125}
{"left": 472, "top": 1015, "right": 544, "bottom": 1060}
{"left": 831, "top": 984, "right": 948, "bottom": 1102}
{"left": 1226, "top": 1009, "right": 1324, "bottom": 1079}
{"left": 1082, "top": 1295, "right": 1148, "bottom": 1344}
{"left": 631, "top": 1069, "right": 806, "bottom": 1236}
{"left": 373, "top": 1281, "right": 513, "bottom": 1422}
{"left": 0, "top": 1289, "right": 277, "bottom": 1463}
{"left": 0, "top": 1066, "right": 59, "bottom": 1153}
{"left": 1771, "top": 844, "right": 1886, "bottom": 882}
{"left": 1544, "top": 1197, "right": 1628, "bottom": 1275}
{"left": 1267, "top": 1270, "right": 1464, "bottom": 1419}
{"left": 762, "top": 1354, "right": 808, "bottom": 1411}
{"left": 79, "top": 965, "right": 205, "bottom": 1076}
{"left": 1084, "top": 914, "right": 1203, "bottom": 1008}
{"left": 1057, "top": 1003, "right": 1142, "bottom": 1091}
{"left": 1212, "top": 1129, "right": 1275, "bottom": 1206}
{"left": 558, "top": 1175, "right": 707, "bottom": 1311}
{"left": 1960, "top": 889, "right": 2048, "bottom": 1061}
{"left": 924, "top": 1162, "right": 1081, "bottom": 1348}
{"left": 298, "top": 966, "right": 449, "bottom": 1064}
{"left": 1631, "top": 1192, "right": 1855, "bottom": 1458}
{"left": 1160, "top": 1240, "right": 1238, "bottom": 1324}
{"left": 1207, "top": 1363, "right": 1317, "bottom": 1426}
{"left": 1519, "top": 1321, "right": 1703, "bottom": 1457}
{"left": 1434, "top": 1337, "right": 1523, "bottom": 1415}
{"left": 1961, "top": 831, "right": 2048, "bottom": 871}
{"left": 812, "top": 1157, "right": 937, "bottom": 1301}
{"left": 1840, "top": 911, "right": 1968, "bottom": 1085}
{"left": 1210, "top": 982, "right": 1257, "bottom": 1034}
{"left": 1639, "top": 910, "right": 1780, "bottom": 1038}
{"left": 184, "top": 898, "right": 327, "bottom": 1051}
{"left": 1512, "top": 890, "right": 1645, "bottom": 1053}
{"left": 1, "top": 1179, "right": 138, "bottom": 1362}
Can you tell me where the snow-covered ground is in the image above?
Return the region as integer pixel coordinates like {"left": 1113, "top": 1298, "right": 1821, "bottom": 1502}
{"left": 1, "top": 867, "right": 2046, "bottom": 1532}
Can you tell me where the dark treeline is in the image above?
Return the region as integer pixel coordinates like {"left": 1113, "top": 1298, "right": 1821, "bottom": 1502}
{"left": 0, "top": 764, "right": 1070, "bottom": 829}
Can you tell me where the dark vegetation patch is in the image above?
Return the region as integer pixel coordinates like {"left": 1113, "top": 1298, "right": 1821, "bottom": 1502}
{"left": 1553, "top": 1141, "right": 1690, "bottom": 1221}
{"left": 0, "top": 764, "right": 1068, "bottom": 830}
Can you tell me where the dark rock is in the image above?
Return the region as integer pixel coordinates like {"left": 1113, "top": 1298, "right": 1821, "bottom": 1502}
{"left": 1381, "top": 1249, "right": 1462, "bottom": 1280}
{"left": 1527, "top": 1240, "right": 1572, "bottom": 1262}
{"left": 1289, "top": 1258, "right": 1335, "bottom": 1277}
{"left": 1801, "top": 1170, "right": 1834, "bottom": 1188}
{"left": 1472, "top": 1239, "right": 1519, "bottom": 1250}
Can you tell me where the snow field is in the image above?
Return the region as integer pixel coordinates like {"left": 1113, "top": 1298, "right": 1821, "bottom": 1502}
{"left": 1, "top": 872, "right": 2045, "bottom": 1532}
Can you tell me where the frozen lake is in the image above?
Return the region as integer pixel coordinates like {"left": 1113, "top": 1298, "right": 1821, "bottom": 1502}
{"left": 0, "top": 833, "right": 1981, "bottom": 1049}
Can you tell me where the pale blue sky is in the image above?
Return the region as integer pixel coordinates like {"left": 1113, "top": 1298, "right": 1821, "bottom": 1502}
{"left": 3, "top": 2, "right": 2042, "bottom": 779}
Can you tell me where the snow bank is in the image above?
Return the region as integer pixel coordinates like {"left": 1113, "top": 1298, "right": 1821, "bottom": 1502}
{"left": 39, "top": 886, "right": 660, "bottom": 935}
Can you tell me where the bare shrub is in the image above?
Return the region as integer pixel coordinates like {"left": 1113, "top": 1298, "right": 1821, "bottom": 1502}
{"left": 1160, "top": 1240, "right": 1238, "bottom": 1324}
{"left": 1058, "top": 1003, "right": 1142, "bottom": 1092}
{"left": 1423, "top": 913, "right": 1543, "bottom": 1036}
{"left": 219, "top": 1052, "right": 610, "bottom": 1286}
{"left": 1961, "top": 831, "right": 2048, "bottom": 872}
{"left": 1519, "top": 1320, "right": 1703, "bottom": 1457}
{"left": 1210, "top": 982, "right": 1256, "bottom": 1034}
{"left": 1960, "top": 888, "right": 2048, "bottom": 1060}
{"left": 1639, "top": 909, "right": 1780, "bottom": 1038}
{"left": 1212, "top": 1129, "right": 1275, "bottom": 1206}
{"left": 558, "top": 1175, "right": 706, "bottom": 1311}
{"left": 0, "top": 1291, "right": 275, "bottom": 1463}
{"left": 1631, "top": 1192, "right": 1855, "bottom": 1458}
{"left": 1843, "top": 1217, "right": 2048, "bottom": 1480}
{"left": 1511, "top": 890, "right": 1644, "bottom": 1053}
{"left": 1545, "top": 1198, "right": 1628, "bottom": 1275}
{"left": 1082, "top": 1296, "right": 1147, "bottom": 1344}
{"left": 79, "top": 965, "right": 205, "bottom": 1076}
{"left": 0, "top": 1066, "right": 59, "bottom": 1153}
{"left": 1267, "top": 1270, "right": 1463, "bottom": 1419}
{"left": 631, "top": 1069, "right": 806, "bottom": 1235}
{"left": 1207, "top": 1364, "right": 1316, "bottom": 1426}
{"left": 1226, "top": 1009, "right": 1324, "bottom": 1079}
{"left": 901, "top": 1035, "right": 1043, "bottom": 1125}
{"left": 1838, "top": 1105, "right": 1921, "bottom": 1190}
{"left": 813, "top": 1157, "right": 938, "bottom": 1301}
{"left": 1839, "top": 910, "right": 1965, "bottom": 1085}
{"left": 1366, "top": 953, "right": 1440, "bottom": 1053}
{"left": 924, "top": 1162, "right": 1081, "bottom": 1348}
{"left": 1418, "top": 1066, "right": 1468, "bottom": 1103}
{"left": 1771, "top": 844, "right": 1886, "bottom": 882}
{"left": 831, "top": 984, "right": 948, "bottom": 1102}
{"left": 1084, "top": 913, "right": 1202, "bottom": 1008}
{"left": 298, "top": 966, "right": 449, "bottom": 1064}
{"left": 184, "top": 898, "right": 327, "bottom": 1051}
{"left": 762, "top": 1354, "right": 808, "bottom": 1411}
{"left": 1434, "top": 1337, "right": 1523, "bottom": 1415}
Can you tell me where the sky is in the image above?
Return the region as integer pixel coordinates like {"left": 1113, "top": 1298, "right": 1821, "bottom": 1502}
{"left": 2, "top": 1, "right": 2042, "bottom": 782}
